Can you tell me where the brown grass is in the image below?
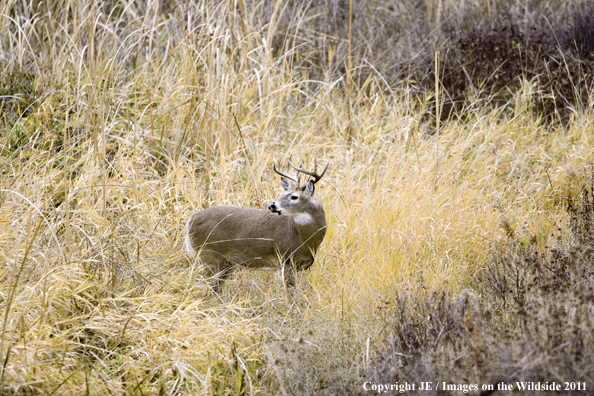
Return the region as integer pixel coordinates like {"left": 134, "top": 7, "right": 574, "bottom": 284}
{"left": 1, "top": 1, "right": 593, "bottom": 394}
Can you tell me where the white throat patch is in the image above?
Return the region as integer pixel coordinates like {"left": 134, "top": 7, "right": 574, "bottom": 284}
{"left": 293, "top": 213, "right": 313, "bottom": 226}
{"left": 184, "top": 218, "right": 196, "bottom": 256}
{"left": 184, "top": 232, "right": 196, "bottom": 256}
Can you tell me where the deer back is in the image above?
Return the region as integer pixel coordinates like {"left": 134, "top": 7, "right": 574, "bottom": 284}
{"left": 185, "top": 206, "right": 320, "bottom": 270}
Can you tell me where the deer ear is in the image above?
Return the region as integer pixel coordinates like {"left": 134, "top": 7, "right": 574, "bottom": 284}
{"left": 305, "top": 180, "right": 315, "bottom": 195}
{"left": 280, "top": 177, "right": 292, "bottom": 191}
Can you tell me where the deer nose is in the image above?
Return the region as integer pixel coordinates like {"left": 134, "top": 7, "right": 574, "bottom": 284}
{"left": 268, "top": 203, "right": 276, "bottom": 211}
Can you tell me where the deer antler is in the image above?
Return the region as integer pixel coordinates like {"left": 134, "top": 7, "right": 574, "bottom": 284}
{"left": 274, "top": 160, "right": 301, "bottom": 185}
{"left": 289, "top": 153, "right": 328, "bottom": 184}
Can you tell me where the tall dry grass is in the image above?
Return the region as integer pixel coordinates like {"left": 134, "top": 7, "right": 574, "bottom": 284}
{"left": 1, "top": 0, "right": 593, "bottom": 394}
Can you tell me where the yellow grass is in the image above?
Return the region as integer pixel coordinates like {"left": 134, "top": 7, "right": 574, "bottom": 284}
{"left": 1, "top": 1, "right": 593, "bottom": 394}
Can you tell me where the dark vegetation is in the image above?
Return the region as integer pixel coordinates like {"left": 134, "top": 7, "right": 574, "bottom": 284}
{"left": 270, "top": 0, "right": 594, "bottom": 123}
{"left": 368, "top": 173, "right": 594, "bottom": 389}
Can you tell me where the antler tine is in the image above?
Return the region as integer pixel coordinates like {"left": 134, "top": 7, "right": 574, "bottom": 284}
{"left": 317, "top": 160, "right": 329, "bottom": 181}
{"left": 288, "top": 154, "right": 329, "bottom": 184}
{"left": 274, "top": 163, "right": 299, "bottom": 183}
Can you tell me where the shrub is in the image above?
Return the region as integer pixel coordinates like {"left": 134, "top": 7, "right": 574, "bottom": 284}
{"left": 366, "top": 172, "right": 594, "bottom": 389}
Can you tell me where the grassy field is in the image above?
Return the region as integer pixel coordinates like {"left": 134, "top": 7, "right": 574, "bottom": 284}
{"left": 1, "top": 1, "right": 594, "bottom": 394}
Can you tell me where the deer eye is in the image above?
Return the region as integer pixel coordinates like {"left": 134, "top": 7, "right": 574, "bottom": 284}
{"left": 291, "top": 195, "right": 299, "bottom": 200}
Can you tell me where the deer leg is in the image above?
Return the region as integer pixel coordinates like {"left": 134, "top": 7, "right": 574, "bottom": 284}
{"left": 212, "top": 261, "right": 235, "bottom": 294}
{"left": 283, "top": 259, "right": 296, "bottom": 290}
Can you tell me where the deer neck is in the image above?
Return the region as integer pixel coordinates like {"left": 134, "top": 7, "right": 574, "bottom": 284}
{"left": 291, "top": 209, "right": 327, "bottom": 251}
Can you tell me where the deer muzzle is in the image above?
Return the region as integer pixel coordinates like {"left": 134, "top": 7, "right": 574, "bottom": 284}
{"left": 268, "top": 202, "right": 281, "bottom": 215}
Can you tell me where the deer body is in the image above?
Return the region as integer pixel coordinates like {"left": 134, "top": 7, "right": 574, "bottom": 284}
{"left": 184, "top": 157, "right": 328, "bottom": 292}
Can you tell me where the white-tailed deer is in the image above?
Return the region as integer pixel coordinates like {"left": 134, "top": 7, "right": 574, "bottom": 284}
{"left": 184, "top": 156, "right": 328, "bottom": 293}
